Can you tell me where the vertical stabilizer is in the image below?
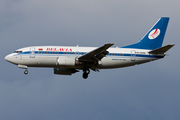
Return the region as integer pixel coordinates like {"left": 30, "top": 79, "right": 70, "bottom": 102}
{"left": 122, "top": 17, "right": 169, "bottom": 50}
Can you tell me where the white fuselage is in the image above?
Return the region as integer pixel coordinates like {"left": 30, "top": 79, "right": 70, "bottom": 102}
{"left": 5, "top": 46, "right": 164, "bottom": 69}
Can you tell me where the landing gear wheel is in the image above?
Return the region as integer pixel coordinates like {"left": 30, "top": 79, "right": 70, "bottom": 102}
{"left": 24, "top": 70, "right": 28, "bottom": 75}
{"left": 85, "top": 69, "right": 90, "bottom": 74}
{"left": 83, "top": 72, "right": 88, "bottom": 79}
{"left": 82, "top": 66, "right": 90, "bottom": 79}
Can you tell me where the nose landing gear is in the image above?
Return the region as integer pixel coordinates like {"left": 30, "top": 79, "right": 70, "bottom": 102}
{"left": 24, "top": 69, "right": 28, "bottom": 75}
{"left": 18, "top": 65, "right": 28, "bottom": 75}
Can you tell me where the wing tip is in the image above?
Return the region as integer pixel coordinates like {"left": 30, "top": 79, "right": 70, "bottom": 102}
{"left": 106, "top": 43, "right": 114, "bottom": 46}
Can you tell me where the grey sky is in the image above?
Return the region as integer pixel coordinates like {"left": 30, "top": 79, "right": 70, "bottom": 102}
{"left": 0, "top": 0, "right": 180, "bottom": 120}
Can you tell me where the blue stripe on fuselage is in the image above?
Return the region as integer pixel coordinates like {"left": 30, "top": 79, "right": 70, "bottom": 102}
{"left": 17, "top": 51, "right": 164, "bottom": 59}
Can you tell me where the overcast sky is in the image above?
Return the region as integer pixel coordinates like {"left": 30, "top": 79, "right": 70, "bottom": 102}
{"left": 0, "top": 0, "right": 180, "bottom": 120}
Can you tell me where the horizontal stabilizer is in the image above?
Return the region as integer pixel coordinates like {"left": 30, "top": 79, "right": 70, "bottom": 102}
{"left": 149, "top": 44, "right": 175, "bottom": 54}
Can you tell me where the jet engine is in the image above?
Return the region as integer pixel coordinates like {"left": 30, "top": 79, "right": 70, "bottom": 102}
{"left": 56, "top": 56, "right": 75, "bottom": 66}
{"left": 54, "top": 68, "right": 79, "bottom": 75}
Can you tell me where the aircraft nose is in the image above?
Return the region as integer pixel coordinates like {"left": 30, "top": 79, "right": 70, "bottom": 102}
{"left": 5, "top": 55, "right": 10, "bottom": 61}
{"left": 5, "top": 54, "right": 12, "bottom": 62}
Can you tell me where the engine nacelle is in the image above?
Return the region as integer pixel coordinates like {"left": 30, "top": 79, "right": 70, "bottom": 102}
{"left": 54, "top": 68, "right": 78, "bottom": 75}
{"left": 56, "top": 56, "right": 75, "bottom": 66}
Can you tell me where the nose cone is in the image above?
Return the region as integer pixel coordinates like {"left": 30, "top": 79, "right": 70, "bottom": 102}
{"left": 5, "top": 54, "right": 14, "bottom": 63}
{"left": 5, "top": 55, "right": 11, "bottom": 62}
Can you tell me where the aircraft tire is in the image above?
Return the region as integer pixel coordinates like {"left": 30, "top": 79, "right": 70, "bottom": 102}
{"left": 85, "top": 69, "right": 90, "bottom": 74}
{"left": 83, "top": 72, "right": 88, "bottom": 79}
{"left": 24, "top": 70, "right": 28, "bottom": 75}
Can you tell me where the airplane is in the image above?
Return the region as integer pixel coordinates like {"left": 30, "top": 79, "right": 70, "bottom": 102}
{"left": 5, "top": 17, "right": 174, "bottom": 79}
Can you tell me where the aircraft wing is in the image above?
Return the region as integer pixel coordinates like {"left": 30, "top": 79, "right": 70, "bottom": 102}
{"left": 78, "top": 43, "right": 114, "bottom": 62}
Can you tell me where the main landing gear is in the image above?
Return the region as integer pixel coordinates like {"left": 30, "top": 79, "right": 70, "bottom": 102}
{"left": 24, "top": 69, "right": 28, "bottom": 75}
{"left": 82, "top": 67, "right": 90, "bottom": 79}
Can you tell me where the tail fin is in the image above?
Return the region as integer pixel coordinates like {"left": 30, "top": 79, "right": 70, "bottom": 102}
{"left": 122, "top": 17, "right": 169, "bottom": 50}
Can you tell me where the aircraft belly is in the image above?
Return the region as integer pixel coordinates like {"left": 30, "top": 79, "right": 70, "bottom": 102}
{"left": 97, "top": 57, "right": 158, "bottom": 69}
{"left": 100, "top": 57, "right": 131, "bottom": 68}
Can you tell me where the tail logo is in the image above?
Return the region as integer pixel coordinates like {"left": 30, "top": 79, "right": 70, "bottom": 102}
{"left": 148, "top": 29, "right": 160, "bottom": 39}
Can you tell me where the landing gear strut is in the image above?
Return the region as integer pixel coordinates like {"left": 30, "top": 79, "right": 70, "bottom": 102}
{"left": 24, "top": 69, "right": 28, "bottom": 75}
{"left": 82, "top": 67, "right": 90, "bottom": 79}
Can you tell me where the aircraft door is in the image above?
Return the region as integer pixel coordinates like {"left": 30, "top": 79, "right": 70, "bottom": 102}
{"left": 131, "top": 50, "right": 136, "bottom": 61}
{"left": 30, "top": 48, "right": 35, "bottom": 58}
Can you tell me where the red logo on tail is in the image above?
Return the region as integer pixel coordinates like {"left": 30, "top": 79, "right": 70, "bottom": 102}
{"left": 148, "top": 29, "right": 160, "bottom": 39}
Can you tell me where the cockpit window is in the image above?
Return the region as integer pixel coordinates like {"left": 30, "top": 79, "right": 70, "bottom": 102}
{"left": 14, "top": 51, "right": 22, "bottom": 53}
